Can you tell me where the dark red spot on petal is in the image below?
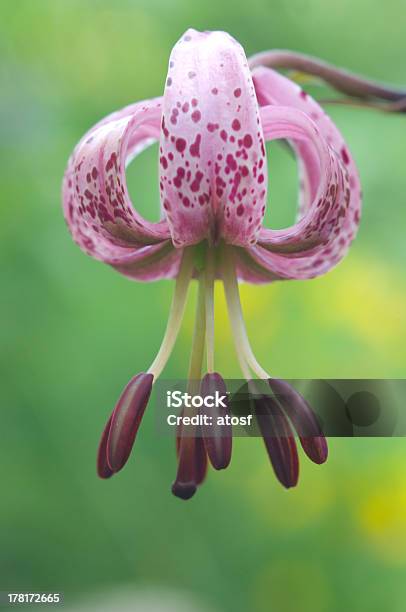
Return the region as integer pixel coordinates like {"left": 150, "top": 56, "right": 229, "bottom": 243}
{"left": 189, "top": 134, "right": 201, "bottom": 158}
{"left": 341, "top": 147, "right": 350, "bottom": 165}
{"left": 176, "top": 138, "right": 187, "bottom": 153}
{"left": 243, "top": 134, "right": 253, "bottom": 148}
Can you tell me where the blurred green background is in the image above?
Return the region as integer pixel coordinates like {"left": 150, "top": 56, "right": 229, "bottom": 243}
{"left": 1, "top": 1, "right": 406, "bottom": 610}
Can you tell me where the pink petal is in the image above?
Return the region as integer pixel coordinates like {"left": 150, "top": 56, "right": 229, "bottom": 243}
{"left": 111, "top": 241, "right": 183, "bottom": 281}
{"left": 62, "top": 98, "right": 171, "bottom": 268}
{"left": 160, "top": 29, "right": 267, "bottom": 248}
{"left": 236, "top": 68, "right": 361, "bottom": 282}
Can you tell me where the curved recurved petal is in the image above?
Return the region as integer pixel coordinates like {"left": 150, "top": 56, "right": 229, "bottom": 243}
{"left": 111, "top": 241, "right": 183, "bottom": 281}
{"left": 237, "top": 67, "right": 360, "bottom": 282}
{"left": 160, "top": 29, "right": 267, "bottom": 248}
{"left": 268, "top": 378, "right": 328, "bottom": 464}
{"left": 63, "top": 97, "right": 173, "bottom": 271}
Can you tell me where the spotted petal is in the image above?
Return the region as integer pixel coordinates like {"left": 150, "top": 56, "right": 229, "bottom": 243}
{"left": 236, "top": 67, "right": 361, "bottom": 282}
{"left": 62, "top": 98, "right": 180, "bottom": 280}
{"left": 159, "top": 29, "right": 267, "bottom": 248}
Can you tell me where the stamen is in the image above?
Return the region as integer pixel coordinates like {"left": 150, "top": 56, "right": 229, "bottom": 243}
{"left": 172, "top": 272, "right": 207, "bottom": 499}
{"left": 97, "top": 413, "right": 114, "bottom": 479}
{"left": 200, "top": 372, "right": 232, "bottom": 470}
{"left": 254, "top": 394, "right": 299, "bottom": 488}
{"left": 204, "top": 249, "right": 215, "bottom": 373}
{"left": 148, "top": 247, "right": 195, "bottom": 379}
{"left": 268, "top": 378, "right": 328, "bottom": 464}
{"left": 221, "top": 245, "right": 270, "bottom": 380}
{"left": 106, "top": 372, "right": 154, "bottom": 472}
{"left": 171, "top": 436, "right": 200, "bottom": 500}
{"left": 187, "top": 272, "right": 206, "bottom": 384}
{"left": 221, "top": 246, "right": 328, "bottom": 473}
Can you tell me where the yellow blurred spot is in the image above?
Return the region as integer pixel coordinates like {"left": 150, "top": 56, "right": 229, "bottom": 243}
{"left": 357, "top": 469, "right": 406, "bottom": 565}
{"left": 308, "top": 255, "right": 406, "bottom": 352}
{"left": 214, "top": 280, "right": 281, "bottom": 343}
{"left": 223, "top": 439, "right": 334, "bottom": 530}
{"left": 250, "top": 461, "right": 333, "bottom": 530}
{"left": 253, "top": 559, "right": 331, "bottom": 612}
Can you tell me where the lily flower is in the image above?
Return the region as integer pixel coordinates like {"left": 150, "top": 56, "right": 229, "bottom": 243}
{"left": 63, "top": 29, "right": 405, "bottom": 498}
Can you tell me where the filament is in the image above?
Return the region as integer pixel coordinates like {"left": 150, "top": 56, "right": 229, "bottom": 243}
{"left": 204, "top": 248, "right": 215, "bottom": 373}
{"left": 221, "top": 245, "right": 270, "bottom": 381}
{"left": 148, "top": 247, "right": 194, "bottom": 379}
{"left": 187, "top": 273, "right": 206, "bottom": 391}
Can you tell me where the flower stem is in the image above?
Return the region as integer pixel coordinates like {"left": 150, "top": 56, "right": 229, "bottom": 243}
{"left": 248, "top": 49, "right": 406, "bottom": 108}
{"left": 148, "top": 247, "right": 194, "bottom": 379}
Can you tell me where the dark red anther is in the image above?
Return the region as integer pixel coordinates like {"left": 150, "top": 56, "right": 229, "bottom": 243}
{"left": 172, "top": 436, "right": 198, "bottom": 500}
{"left": 172, "top": 414, "right": 208, "bottom": 500}
{"left": 97, "top": 413, "right": 114, "bottom": 479}
{"left": 102, "top": 372, "right": 153, "bottom": 474}
{"left": 268, "top": 378, "right": 328, "bottom": 464}
{"left": 195, "top": 436, "right": 208, "bottom": 485}
{"left": 200, "top": 373, "right": 232, "bottom": 470}
{"left": 254, "top": 393, "right": 299, "bottom": 489}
